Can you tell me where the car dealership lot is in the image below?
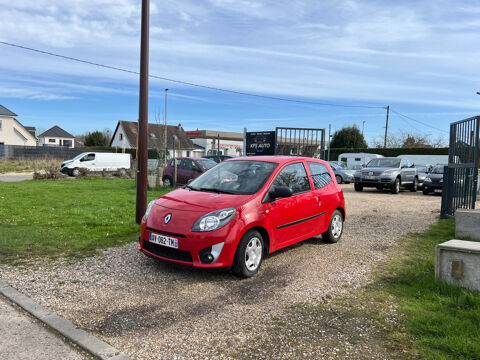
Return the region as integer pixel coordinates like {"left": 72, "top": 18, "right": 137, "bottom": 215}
{"left": 0, "top": 185, "right": 441, "bottom": 359}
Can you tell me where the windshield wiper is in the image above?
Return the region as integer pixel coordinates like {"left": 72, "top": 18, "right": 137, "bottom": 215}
{"left": 197, "top": 187, "right": 237, "bottom": 194}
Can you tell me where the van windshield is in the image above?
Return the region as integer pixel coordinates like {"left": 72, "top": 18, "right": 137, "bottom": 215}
{"left": 72, "top": 153, "right": 87, "bottom": 161}
{"left": 188, "top": 160, "right": 278, "bottom": 195}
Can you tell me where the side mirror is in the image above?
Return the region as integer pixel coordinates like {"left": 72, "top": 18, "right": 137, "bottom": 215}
{"left": 187, "top": 179, "right": 193, "bottom": 185}
{"left": 270, "top": 185, "right": 293, "bottom": 199}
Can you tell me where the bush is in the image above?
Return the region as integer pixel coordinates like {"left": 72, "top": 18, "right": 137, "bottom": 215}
{"left": 33, "top": 167, "right": 66, "bottom": 180}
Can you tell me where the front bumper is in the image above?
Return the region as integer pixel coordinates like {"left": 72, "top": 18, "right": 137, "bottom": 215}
{"left": 354, "top": 175, "right": 395, "bottom": 187}
{"left": 60, "top": 167, "right": 72, "bottom": 175}
{"left": 423, "top": 182, "right": 443, "bottom": 192}
{"left": 138, "top": 221, "right": 238, "bottom": 269}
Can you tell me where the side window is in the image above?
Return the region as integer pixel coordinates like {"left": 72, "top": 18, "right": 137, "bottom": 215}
{"left": 272, "top": 162, "right": 310, "bottom": 195}
{"left": 81, "top": 153, "right": 95, "bottom": 162}
{"left": 401, "top": 159, "right": 407, "bottom": 168}
{"left": 308, "top": 162, "right": 332, "bottom": 190}
{"left": 181, "top": 159, "right": 200, "bottom": 171}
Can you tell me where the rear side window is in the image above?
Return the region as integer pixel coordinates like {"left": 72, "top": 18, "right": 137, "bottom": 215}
{"left": 272, "top": 162, "right": 311, "bottom": 195}
{"left": 308, "top": 162, "right": 332, "bottom": 189}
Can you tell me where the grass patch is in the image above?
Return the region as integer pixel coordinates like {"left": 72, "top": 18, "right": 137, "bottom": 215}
{"left": 379, "top": 219, "right": 480, "bottom": 359}
{"left": 0, "top": 178, "right": 170, "bottom": 264}
{"left": 0, "top": 158, "right": 63, "bottom": 173}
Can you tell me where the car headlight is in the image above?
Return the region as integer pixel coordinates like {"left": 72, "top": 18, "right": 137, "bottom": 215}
{"left": 424, "top": 177, "right": 432, "bottom": 183}
{"left": 192, "top": 208, "right": 236, "bottom": 232}
{"left": 382, "top": 170, "right": 395, "bottom": 175}
{"left": 440, "top": 178, "right": 443, "bottom": 183}
{"left": 143, "top": 200, "right": 156, "bottom": 221}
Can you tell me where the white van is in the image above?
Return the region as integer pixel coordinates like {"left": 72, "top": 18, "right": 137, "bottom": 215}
{"left": 61, "top": 152, "right": 131, "bottom": 176}
{"left": 338, "top": 153, "right": 383, "bottom": 167}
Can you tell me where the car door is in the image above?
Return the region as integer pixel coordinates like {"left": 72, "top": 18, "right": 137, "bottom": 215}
{"left": 79, "top": 153, "right": 96, "bottom": 171}
{"left": 307, "top": 161, "right": 334, "bottom": 232}
{"left": 400, "top": 159, "right": 413, "bottom": 184}
{"left": 177, "top": 159, "right": 194, "bottom": 186}
{"left": 263, "top": 162, "right": 318, "bottom": 249}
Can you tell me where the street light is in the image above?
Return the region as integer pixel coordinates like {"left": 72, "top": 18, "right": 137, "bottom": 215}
{"left": 164, "top": 88, "right": 168, "bottom": 166}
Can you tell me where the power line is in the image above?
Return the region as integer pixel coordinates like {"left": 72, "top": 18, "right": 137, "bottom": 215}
{"left": 389, "top": 108, "right": 449, "bottom": 133}
{"left": 0, "top": 41, "right": 385, "bottom": 109}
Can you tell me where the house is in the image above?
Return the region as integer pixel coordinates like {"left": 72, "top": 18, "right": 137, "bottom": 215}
{"left": 0, "top": 105, "right": 37, "bottom": 146}
{"left": 38, "top": 126, "right": 75, "bottom": 148}
{"left": 185, "top": 129, "right": 244, "bottom": 156}
{"left": 110, "top": 120, "right": 197, "bottom": 157}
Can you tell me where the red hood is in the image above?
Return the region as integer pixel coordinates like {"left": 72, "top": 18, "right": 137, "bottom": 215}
{"left": 155, "top": 188, "right": 253, "bottom": 212}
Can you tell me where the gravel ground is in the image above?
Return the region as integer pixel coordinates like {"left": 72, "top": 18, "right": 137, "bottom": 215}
{"left": 0, "top": 185, "right": 441, "bottom": 359}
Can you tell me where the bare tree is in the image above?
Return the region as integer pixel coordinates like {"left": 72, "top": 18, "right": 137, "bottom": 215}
{"left": 372, "top": 132, "right": 448, "bottom": 148}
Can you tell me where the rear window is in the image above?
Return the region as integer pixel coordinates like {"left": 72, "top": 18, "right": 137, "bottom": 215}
{"left": 308, "top": 162, "right": 332, "bottom": 189}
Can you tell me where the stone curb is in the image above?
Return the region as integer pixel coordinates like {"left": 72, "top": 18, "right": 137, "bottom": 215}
{"left": 0, "top": 279, "right": 132, "bottom": 360}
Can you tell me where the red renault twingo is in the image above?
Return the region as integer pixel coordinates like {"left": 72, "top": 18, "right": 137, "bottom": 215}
{"left": 139, "top": 156, "right": 346, "bottom": 277}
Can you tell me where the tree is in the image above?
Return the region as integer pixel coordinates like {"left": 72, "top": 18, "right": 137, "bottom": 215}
{"left": 372, "top": 132, "right": 447, "bottom": 148}
{"left": 84, "top": 131, "right": 108, "bottom": 146}
{"left": 330, "top": 126, "right": 367, "bottom": 149}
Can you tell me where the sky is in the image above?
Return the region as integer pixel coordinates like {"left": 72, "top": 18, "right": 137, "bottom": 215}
{"left": 1, "top": 0, "right": 480, "bottom": 145}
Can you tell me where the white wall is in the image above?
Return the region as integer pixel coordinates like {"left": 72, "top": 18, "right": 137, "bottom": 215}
{"left": 0, "top": 116, "right": 37, "bottom": 146}
{"left": 110, "top": 126, "right": 132, "bottom": 149}
{"left": 191, "top": 138, "right": 243, "bottom": 156}
{"left": 39, "top": 137, "right": 74, "bottom": 148}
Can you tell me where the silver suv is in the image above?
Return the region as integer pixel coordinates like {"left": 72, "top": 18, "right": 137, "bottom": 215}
{"left": 354, "top": 157, "right": 418, "bottom": 194}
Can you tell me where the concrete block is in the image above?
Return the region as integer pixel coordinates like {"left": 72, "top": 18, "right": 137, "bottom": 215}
{"left": 435, "top": 239, "right": 480, "bottom": 291}
{"left": 455, "top": 209, "right": 480, "bottom": 241}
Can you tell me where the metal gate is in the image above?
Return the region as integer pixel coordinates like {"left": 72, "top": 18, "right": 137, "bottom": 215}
{"left": 275, "top": 127, "right": 325, "bottom": 158}
{"left": 441, "top": 116, "right": 480, "bottom": 217}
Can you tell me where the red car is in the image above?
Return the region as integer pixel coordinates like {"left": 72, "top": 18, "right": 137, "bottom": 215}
{"left": 162, "top": 157, "right": 217, "bottom": 187}
{"left": 140, "top": 156, "right": 346, "bottom": 277}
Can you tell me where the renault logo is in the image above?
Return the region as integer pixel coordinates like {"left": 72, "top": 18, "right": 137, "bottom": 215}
{"left": 164, "top": 214, "right": 172, "bottom": 224}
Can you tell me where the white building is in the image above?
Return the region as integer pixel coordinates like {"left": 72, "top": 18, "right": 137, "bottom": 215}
{"left": 0, "top": 105, "right": 37, "bottom": 146}
{"left": 110, "top": 120, "right": 198, "bottom": 157}
{"left": 185, "top": 130, "right": 244, "bottom": 156}
{"left": 38, "top": 126, "right": 75, "bottom": 148}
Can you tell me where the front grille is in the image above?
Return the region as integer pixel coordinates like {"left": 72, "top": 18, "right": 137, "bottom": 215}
{"left": 381, "top": 178, "right": 391, "bottom": 183}
{"left": 362, "top": 171, "right": 382, "bottom": 176}
{"left": 143, "top": 241, "right": 193, "bottom": 262}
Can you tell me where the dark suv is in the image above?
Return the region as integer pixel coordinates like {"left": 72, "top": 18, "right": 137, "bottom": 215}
{"left": 354, "top": 157, "right": 418, "bottom": 194}
{"left": 162, "top": 157, "right": 217, "bottom": 187}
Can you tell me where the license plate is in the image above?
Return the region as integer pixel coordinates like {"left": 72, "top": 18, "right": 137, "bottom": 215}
{"left": 434, "top": 189, "right": 442, "bottom": 193}
{"left": 365, "top": 176, "right": 375, "bottom": 180}
{"left": 149, "top": 233, "right": 178, "bottom": 248}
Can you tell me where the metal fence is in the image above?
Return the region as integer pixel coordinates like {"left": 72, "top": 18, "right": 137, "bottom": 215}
{"left": 441, "top": 116, "right": 480, "bottom": 217}
{"left": 0, "top": 144, "right": 111, "bottom": 160}
{"left": 275, "top": 127, "right": 325, "bottom": 158}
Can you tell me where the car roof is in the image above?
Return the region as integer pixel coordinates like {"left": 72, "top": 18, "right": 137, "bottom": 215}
{"left": 226, "top": 156, "right": 326, "bottom": 164}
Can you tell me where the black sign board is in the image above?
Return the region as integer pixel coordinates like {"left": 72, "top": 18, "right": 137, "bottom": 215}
{"left": 245, "top": 131, "right": 276, "bottom": 156}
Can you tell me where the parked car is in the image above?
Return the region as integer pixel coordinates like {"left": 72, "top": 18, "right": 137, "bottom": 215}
{"left": 423, "top": 164, "right": 446, "bottom": 195}
{"left": 415, "top": 165, "right": 431, "bottom": 189}
{"left": 354, "top": 157, "right": 418, "bottom": 194}
{"left": 162, "top": 157, "right": 217, "bottom": 187}
{"left": 328, "top": 161, "right": 354, "bottom": 184}
{"left": 343, "top": 164, "right": 363, "bottom": 177}
{"left": 60, "top": 152, "right": 131, "bottom": 176}
{"left": 140, "top": 156, "right": 346, "bottom": 277}
{"left": 204, "top": 155, "right": 233, "bottom": 163}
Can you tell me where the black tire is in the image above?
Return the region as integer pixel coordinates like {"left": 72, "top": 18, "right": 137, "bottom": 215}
{"left": 423, "top": 189, "right": 429, "bottom": 195}
{"left": 335, "top": 175, "right": 343, "bottom": 184}
{"left": 162, "top": 176, "right": 173, "bottom": 187}
{"left": 72, "top": 168, "right": 80, "bottom": 177}
{"left": 376, "top": 185, "right": 383, "bottom": 191}
{"left": 410, "top": 177, "right": 418, "bottom": 192}
{"left": 232, "top": 230, "right": 264, "bottom": 278}
{"left": 391, "top": 177, "right": 400, "bottom": 194}
{"left": 354, "top": 183, "right": 363, "bottom": 192}
{"left": 322, "top": 210, "right": 344, "bottom": 243}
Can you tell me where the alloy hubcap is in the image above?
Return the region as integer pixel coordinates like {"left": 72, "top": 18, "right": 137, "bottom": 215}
{"left": 245, "top": 237, "right": 262, "bottom": 271}
{"left": 331, "top": 215, "right": 343, "bottom": 238}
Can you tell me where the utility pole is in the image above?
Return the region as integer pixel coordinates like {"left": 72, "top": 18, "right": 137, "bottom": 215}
{"left": 383, "top": 105, "right": 390, "bottom": 149}
{"left": 164, "top": 88, "right": 168, "bottom": 165}
{"left": 327, "top": 124, "right": 331, "bottom": 161}
{"left": 135, "top": 0, "right": 150, "bottom": 224}
{"left": 362, "top": 120, "right": 366, "bottom": 136}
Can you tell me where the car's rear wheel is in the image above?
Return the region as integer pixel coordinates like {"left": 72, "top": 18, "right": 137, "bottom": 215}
{"left": 162, "top": 176, "right": 173, "bottom": 187}
{"left": 354, "top": 183, "right": 363, "bottom": 192}
{"left": 232, "top": 230, "right": 264, "bottom": 278}
{"left": 391, "top": 177, "right": 400, "bottom": 194}
{"left": 335, "top": 175, "right": 342, "bottom": 184}
{"left": 322, "top": 210, "right": 344, "bottom": 243}
{"left": 410, "top": 177, "right": 418, "bottom": 192}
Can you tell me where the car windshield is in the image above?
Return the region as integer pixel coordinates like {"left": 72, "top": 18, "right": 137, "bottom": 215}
{"left": 431, "top": 165, "right": 446, "bottom": 174}
{"left": 366, "top": 158, "right": 401, "bottom": 168}
{"left": 188, "top": 160, "right": 278, "bottom": 195}
{"left": 328, "top": 162, "right": 341, "bottom": 170}
{"left": 347, "top": 164, "right": 362, "bottom": 170}
{"left": 196, "top": 159, "right": 217, "bottom": 170}
{"left": 416, "top": 166, "right": 427, "bottom": 172}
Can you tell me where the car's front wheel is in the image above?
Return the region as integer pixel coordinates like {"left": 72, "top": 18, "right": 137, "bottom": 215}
{"left": 233, "top": 230, "right": 264, "bottom": 278}
{"left": 162, "top": 176, "right": 173, "bottom": 187}
{"left": 335, "top": 175, "right": 343, "bottom": 184}
{"left": 72, "top": 168, "right": 80, "bottom": 177}
{"left": 410, "top": 177, "right": 418, "bottom": 192}
{"left": 322, "top": 210, "right": 344, "bottom": 243}
{"left": 354, "top": 183, "right": 363, "bottom": 192}
{"left": 423, "top": 189, "right": 429, "bottom": 195}
{"left": 391, "top": 177, "right": 400, "bottom": 194}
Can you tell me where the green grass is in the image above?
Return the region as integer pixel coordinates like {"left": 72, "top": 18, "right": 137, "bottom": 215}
{"left": 378, "top": 219, "right": 480, "bottom": 360}
{"left": 0, "top": 178, "right": 170, "bottom": 264}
